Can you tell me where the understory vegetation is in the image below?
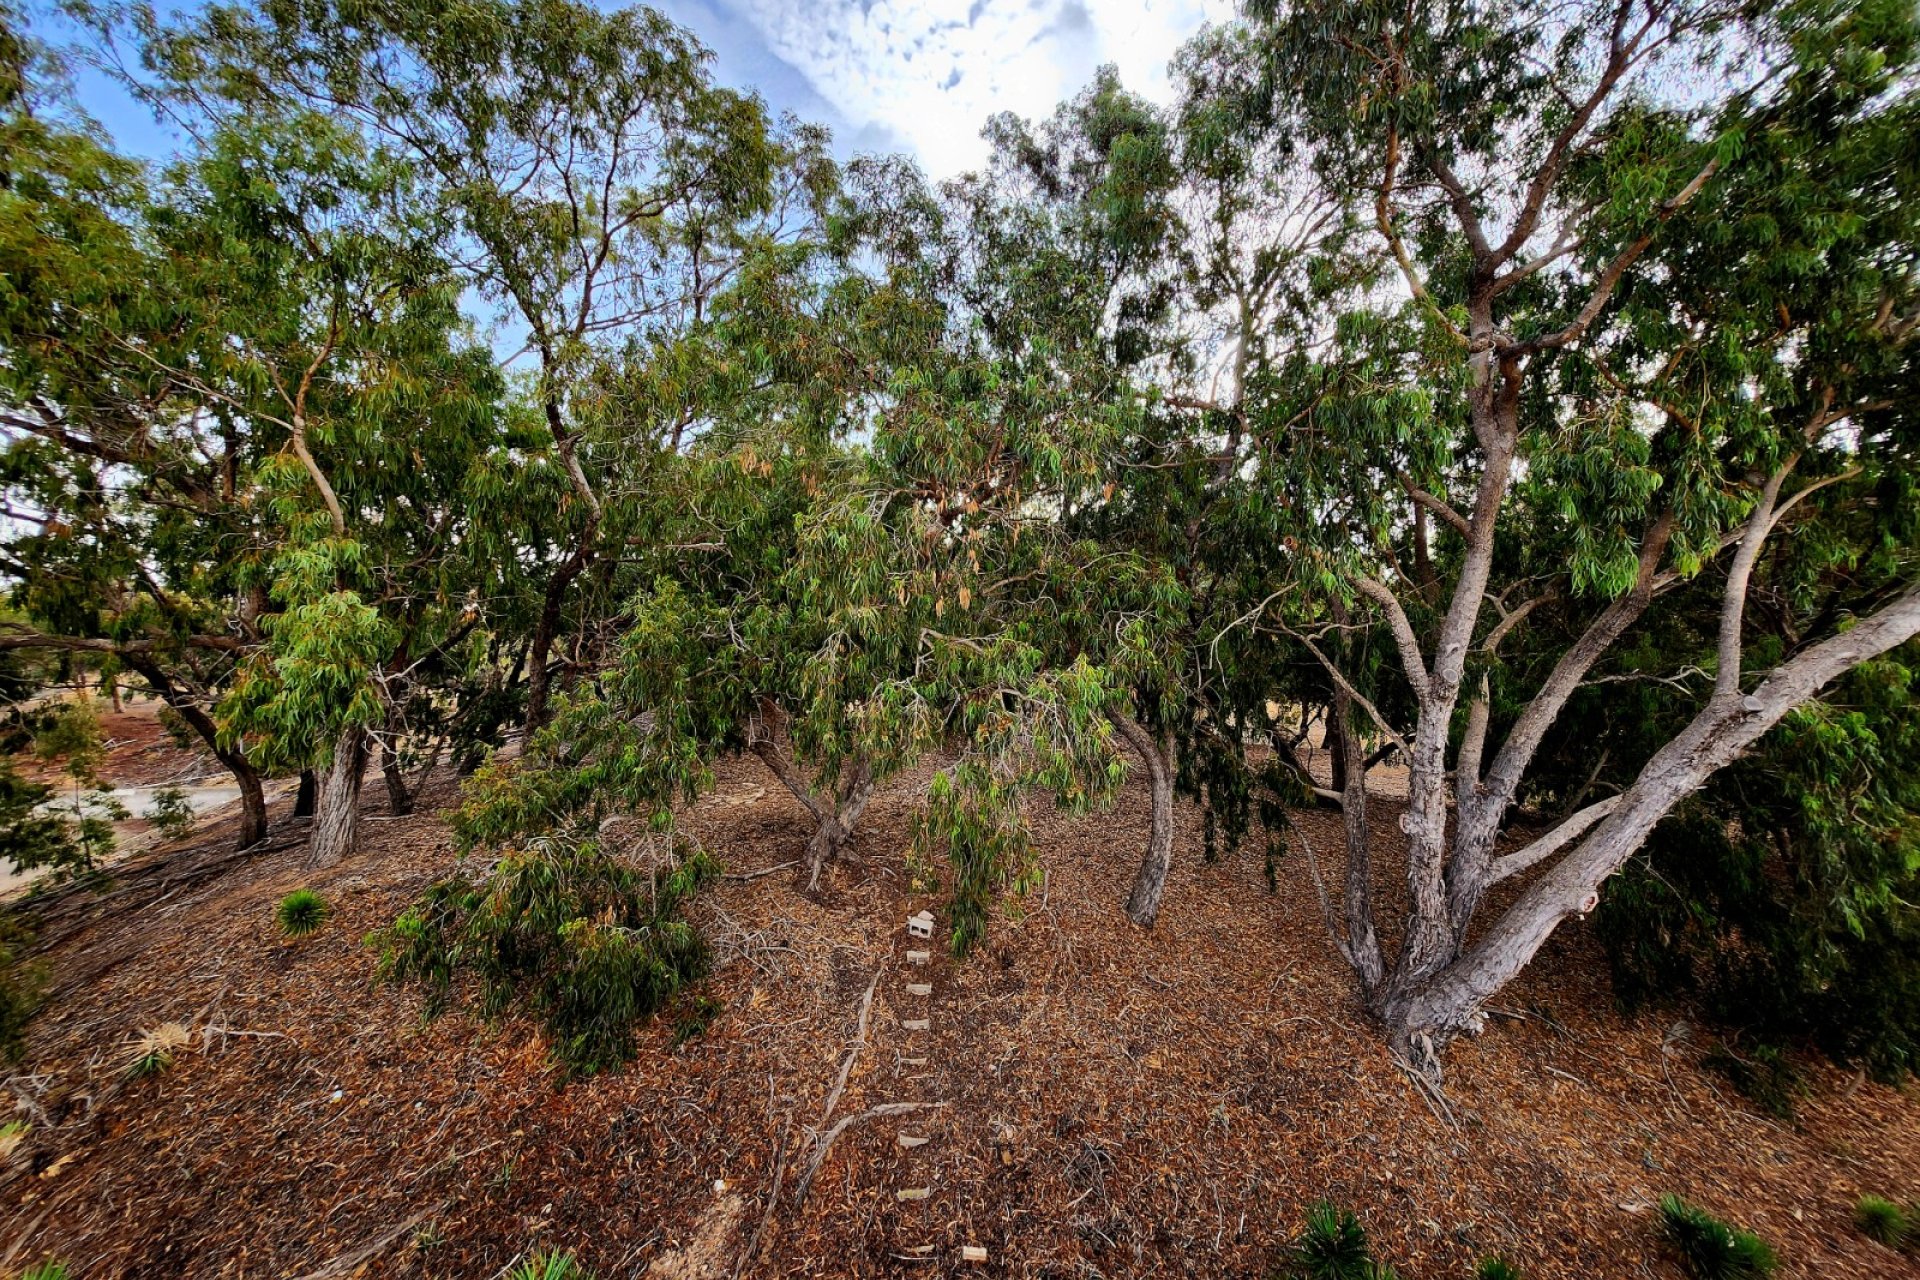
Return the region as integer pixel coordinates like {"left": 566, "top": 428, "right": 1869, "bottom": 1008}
{"left": 0, "top": 0, "right": 1916, "bottom": 1155}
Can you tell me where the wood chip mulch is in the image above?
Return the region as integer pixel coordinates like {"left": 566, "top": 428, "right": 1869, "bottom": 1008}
{"left": 4, "top": 752, "right": 1918, "bottom": 1279}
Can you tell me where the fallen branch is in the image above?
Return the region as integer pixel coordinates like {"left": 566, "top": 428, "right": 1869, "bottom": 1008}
{"left": 817, "top": 972, "right": 879, "bottom": 1131}
{"left": 291, "top": 1203, "right": 443, "bottom": 1280}
{"left": 793, "top": 1101, "right": 948, "bottom": 1205}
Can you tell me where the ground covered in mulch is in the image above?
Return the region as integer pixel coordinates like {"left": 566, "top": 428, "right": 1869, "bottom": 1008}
{"left": 4, "top": 750, "right": 1918, "bottom": 1279}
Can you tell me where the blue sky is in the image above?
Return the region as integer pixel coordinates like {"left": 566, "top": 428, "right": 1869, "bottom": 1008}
{"left": 63, "top": 0, "right": 1235, "bottom": 178}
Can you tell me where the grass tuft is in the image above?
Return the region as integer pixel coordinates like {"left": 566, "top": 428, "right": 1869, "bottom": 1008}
{"left": 1659, "top": 1194, "right": 1778, "bottom": 1278}
{"left": 508, "top": 1251, "right": 595, "bottom": 1280}
{"left": 276, "top": 888, "right": 330, "bottom": 938}
{"left": 1854, "top": 1195, "right": 1909, "bottom": 1249}
{"left": 1476, "top": 1259, "right": 1523, "bottom": 1280}
{"left": 19, "top": 1264, "right": 72, "bottom": 1280}
{"left": 123, "top": 1021, "right": 193, "bottom": 1079}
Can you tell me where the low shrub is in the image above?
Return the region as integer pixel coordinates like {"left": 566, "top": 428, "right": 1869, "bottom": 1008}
{"left": 0, "top": 911, "right": 44, "bottom": 1063}
{"left": 147, "top": 786, "right": 197, "bottom": 840}
{"left": 275, "top": 889, "right": 330, "bottom": 938}
{"left": 1854, "top": 1195, "right": 1909, "bottom": 1249}
{"left": 1701, "top": 1042, "right": 1805, "bottom": 1120}
{"left": 1659, "top": 1195, "right": 1778, "bottom": 1278}
{"left": 18, "top": 1263, "right": 71, "bottom": 1280}
{"left": 373, "top": 835, "right": 715, "bottom": 1075}
{"left": 1475, "top": 1259, "right": 1523, "bottom": 1280}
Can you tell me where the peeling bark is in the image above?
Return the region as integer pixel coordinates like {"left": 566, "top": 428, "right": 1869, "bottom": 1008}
{"left": 1109, "top": 713, "right": 1175, "bottom": 928}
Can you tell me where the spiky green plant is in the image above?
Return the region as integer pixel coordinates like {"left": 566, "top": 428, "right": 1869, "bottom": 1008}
{"left": 276, "top": 889, "right": 329, "bottom": 938}
{"left": 1659, "top": 1195, "right": 1778, "bottom": 1278}
{"left": 1855, "top": 1195, "right": 1909, "bottom": 1249}
{"left": 19, "top": 1263, "right": 71, "bottom": 1280}
{"left": 1290, "top": 1201, "right": 1375, "bottom": 1280}
{"left": 508, "top": 1251, "right": 594, "bottom": 1280}
{"left": 1476, "top": 1259, "right": 1523, "bottom": 1280}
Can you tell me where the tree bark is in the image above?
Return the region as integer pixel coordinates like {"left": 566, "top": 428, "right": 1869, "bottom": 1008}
{"left": 1383, "top": 581, "right": 1920, "bottom": 1074}
{"left": 380, "top": 735, "right": 414, "bottom": 816}
{"left": 1110, "top": 712, "right": 1176, "bottom": 928}
{"left": 122, "top": 655, "right": 268, "bottom": 850}
{"left": 747, "top": 705, "right": 876, "bottom": 889}
{"left": 293, "top": 770, "right": 317, "bottom": 819}
{"left": 308, "top": 727, "right": 367, "bottom": 869}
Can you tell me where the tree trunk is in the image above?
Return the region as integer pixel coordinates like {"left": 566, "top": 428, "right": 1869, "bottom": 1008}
{"left": 308, "top": 728, "right": 367, "bottom": 869}
{"left": 1110, "top": 713, "right": 1175, "bottom": 928}
{"left": 380, "top": 736, "right": 414, "bottom": 816}
{"left": 293, "top": 770, "right": 317, "bottom": 819}
{"left": 747, "top": 706, "right": 874, "bottom": 889}
{"left": 523, "top": 540, "right": 595, "bottom": 735}
{"left": 1381, "top": 581, "right": 1920, "bottom": 1074}
{"left": 122, "top": 656, "right": 267, "bottom": 850}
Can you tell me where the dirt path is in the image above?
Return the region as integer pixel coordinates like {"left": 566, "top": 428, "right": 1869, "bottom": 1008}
{"left": 3, "top": 755, "right": 1917, "bottom": 1278}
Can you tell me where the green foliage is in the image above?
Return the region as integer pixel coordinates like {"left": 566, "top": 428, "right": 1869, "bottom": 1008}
{"left": 16, "top": 1264, "right": 71, "bottom": 1280}
{"left": 1475, "top": 1260, "right": 1522, "bottom": 1280}
{"left": 1658, "top": 1196, "right": 1779, "bottom": 1279}
{"left": 0, "top": 757, "right": 93, "bottom": 883}
{"left": 374, "top": 836, "right": 715, "bottom": 1075}
{"left": 1854, "top": 1195, "right": 1909, "bottom": 1249}
{"left": 146, "top": 786, "right": 196, "bottom": 840}
{"left": 670, "top": 993, "right": 724, "bottom": 1046}
{"left": 275, "top": 889, "right": 329, "bottom": 939}
{"left": 508, "top": 1252, "right": 594, "bottom": 1280}
{"left": 1286, "top": 1201, "right": 1381, "bottom": 1280}
{"left": 0, "top": 910, "right": 43, "bottom": 1062}
{"left": 1597, "top": 643, "right": 1920, "bottom": 1082}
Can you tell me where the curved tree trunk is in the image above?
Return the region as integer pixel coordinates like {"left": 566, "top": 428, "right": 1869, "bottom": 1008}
{"left": 308, "top": 727, "right": 367, "bottom": 869}
{"left": 1110, "top": 712, "right": 1175, "bottom": 928}
{"left": 123, "top": 656, "right": 267, "bottom": 850}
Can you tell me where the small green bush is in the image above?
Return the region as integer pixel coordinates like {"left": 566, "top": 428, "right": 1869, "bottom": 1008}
{"left": 276, "top": 889, "right": 329, "bottom": 938}
{"left": 1476, "top": 1259, "right": 1523, "bottom": 1280}
{"left": 1288, "top": 1201, "right": 1377, "bottom": 1280}
{"left": 1659, "top": 1195, "right": 1778, "bottom": 1278}
{"left": 147, "top": 786, "right": 197, "bottom": 840}
{"left": 19, "top": 1262, "right": 71, "bottom": 1280}
{"left": 373, "top": 835, "right": 715, "bottom": 1075}
{"left": 508, "top": 1250, "right": 594, "bottom": 1280}
{"left": 1854, "top": 1195, "right": 1909, "bottom": 1248}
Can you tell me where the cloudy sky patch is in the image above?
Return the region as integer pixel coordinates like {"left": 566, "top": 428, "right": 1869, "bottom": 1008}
{"left": 710, "top": 0, "right": 1233, "bottom": 176}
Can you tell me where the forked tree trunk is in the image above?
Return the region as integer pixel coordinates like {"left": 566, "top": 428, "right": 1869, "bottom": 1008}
{"left": 378, "top": 700, "right": 417, "bottom": 817}
{"left": 747, "top": 704, "right": 875, "bottom": 889}
{"left": 1110, "top": 713, "right": 1176, "bottom": 928}
{"left": 1378, "top": 582, "right": 1920, "bottom": 1071}
{"left": 308, "top": 727, "right": 367, "bottom": 869}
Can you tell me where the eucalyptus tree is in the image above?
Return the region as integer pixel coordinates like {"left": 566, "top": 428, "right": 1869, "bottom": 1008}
{"left": 141, "top": 0, "right": 817, "bottom": 732}
{"left": 0, "top": 7, "right": 508, "bottom": 863}
{"left": 0, "top": 21, "right": 285, "bottom": 844}
{"left": 1234, "top": 0, "right": 1920, "bottom": 1075}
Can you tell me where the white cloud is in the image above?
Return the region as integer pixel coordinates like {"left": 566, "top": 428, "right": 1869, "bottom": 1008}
{"left": 728, "top": 0, "right": 1233, "bottom": 177}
